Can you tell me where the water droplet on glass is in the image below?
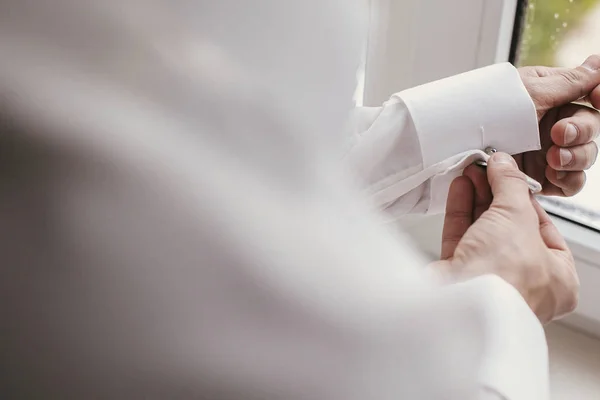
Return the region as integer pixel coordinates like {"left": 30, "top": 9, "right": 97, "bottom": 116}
{"left": 550, "top": 35, "right": 556, "bottom": 41}
{"left": 563, "top": 22, "right": 568, "bottom": 28}
{"left": 554, "top": 13, "right": 560, "bottom": 19}
{"left": 569, "top": 0, "right": 574, "bottom": 3}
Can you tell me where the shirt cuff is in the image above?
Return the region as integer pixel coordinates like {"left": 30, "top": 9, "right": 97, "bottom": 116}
{"left": 395, "top": 62, "right": 541, "bottom": 213}
{"left": 449, "top": 275, "right": 550, "bottom": 400}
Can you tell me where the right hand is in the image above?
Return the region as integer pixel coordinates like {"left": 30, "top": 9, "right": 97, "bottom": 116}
{"left": 432, "top": 152, "right": 579, "bottom": 324}
{"left": 516, "top": 55, "right": 600, "bottom": 198}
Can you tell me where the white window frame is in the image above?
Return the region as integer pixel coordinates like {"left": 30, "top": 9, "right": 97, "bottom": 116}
{"left": 363, "top": 0, "right": 600, "bottom": 336}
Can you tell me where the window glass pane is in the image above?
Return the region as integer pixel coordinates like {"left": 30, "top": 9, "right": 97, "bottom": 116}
{"left": 517, "top": 0, "right": 600, "bottom": 230}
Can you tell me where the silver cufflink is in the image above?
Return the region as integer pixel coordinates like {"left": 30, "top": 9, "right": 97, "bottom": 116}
{"left": 475, "top": 147, "right": 497, "bottom": 167}
{"left": 472, "top": 147, "right": 542, "bottom": 193}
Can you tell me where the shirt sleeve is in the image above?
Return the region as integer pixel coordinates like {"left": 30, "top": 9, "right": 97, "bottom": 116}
{"left": 443, "top": 276, "right": 550, "bottom": 400}
{"left": 344, "top": 63, "right": 541, "bottom": 218}
{"left": 0, "top": 2, "right": 549, "bottom": 399}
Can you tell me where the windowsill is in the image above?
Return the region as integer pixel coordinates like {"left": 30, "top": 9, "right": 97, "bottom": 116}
{"left": 549, "top": 211, "right": 600, "bottom": 267}
{"left": 541, "top": 199, "right": 600, "bottom": 232}
{"left": 551, "top": 214, "right": 600, "bottom": 337}
{"left": 546, "top": 322, "right": 600, "bottom": 399}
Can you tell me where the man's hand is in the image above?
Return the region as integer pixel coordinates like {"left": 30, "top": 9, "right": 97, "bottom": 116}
{"left": 432, "top": 153, "right": 579, "bottom": 324}
{"left": 517, "top": 55, "right": 600, "bottom": 196}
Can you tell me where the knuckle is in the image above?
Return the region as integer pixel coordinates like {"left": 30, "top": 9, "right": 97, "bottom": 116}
{"left": 538, "top": 218, "right": 554, "bottom": 233}
{"left": 561, "top": 70, "right": 587, "bottom": 98}
{"left": 582, "top": 142, "right": 599, "bottom": 170}
{"left": 563, "top": 172, "right": 587, "bottom": 197}
{"left": 590, "top": 142, "right": 599, "bottom": 167}
{"left": 559, "top": 259, "right": 580, "bottom": 315}
{"left": 564, "top": 289, "right": 580, "bottom": 315}
{"left": 592, "top": 86, "right": 600, "bottom": 109}
{"left": 562, "top": 69, "right": 584, "bottom": 85}
{"left": 584, "top": 54, "right": 600, "bottom": 69}
{"left": 578, "top": 109, "right": 600, "bottom": 141}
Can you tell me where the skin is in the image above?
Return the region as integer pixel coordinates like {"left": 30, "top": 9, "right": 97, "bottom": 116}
{"left": 430, "top": 55, "right": 600, "bottom": 322}
{"left": 433, "top": 155, "right": 578, "bottom": 324}
{"left": 516, "top": 54, "right": 600, "bottom": 196}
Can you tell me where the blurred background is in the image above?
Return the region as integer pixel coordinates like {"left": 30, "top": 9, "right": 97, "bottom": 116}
{"left": 518, "top": 0, "right": 600, "bottom": 229}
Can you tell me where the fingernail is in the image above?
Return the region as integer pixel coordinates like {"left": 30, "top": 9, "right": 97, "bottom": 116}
{"left": 557, "top": 171, "right": 567, "bottom": 180}
{"left": 564, "top": 124, "right": 578, "bottom": 145}
{"left": 560, "top": 148, "right": 573, "bottom": 167}
{"left": 491, "top": 152, "right": 516, "bottom": 166}
{"left": 582, "top": 56, "right": 600, "bottom": 72}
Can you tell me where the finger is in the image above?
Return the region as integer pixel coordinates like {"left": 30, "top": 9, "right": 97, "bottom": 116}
{"left": 486, "top": 152, "right": 533, "bottom": 212}
{"left": 538, "top": 55, "right": 600, "bottom": 109}
{"left": 551, "top": 105, "right": 600, "bottom": 146}
{"left": 531, "top": 197, "right": 569, "bottom": 251}
{"left": 463, "top": 164, "right": 492, "bottom": 221}
{"left": 545, "top": 167, "right": 587, "bottom": 197}
{"left": 590, "top": 84, "right": 600, "bottom": 110}
{"left": 546, "top": 142, "right": 599, "bottom": 171}
{"left": 441, "top": 176, "right": 474, "bottom": 260}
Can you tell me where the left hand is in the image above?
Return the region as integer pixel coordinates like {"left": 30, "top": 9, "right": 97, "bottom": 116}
{"left": 517, "top": 55, "right": 600, "bottom": 196}
{"left": 435, "top": 156, "right": 579, "bottom": 323}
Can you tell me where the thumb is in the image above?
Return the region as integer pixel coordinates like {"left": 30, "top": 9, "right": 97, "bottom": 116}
{"left": 541, "top": 55, "right": 600, "bottom": 108}
{"left": 486, "top": 152, "right": 532, "bottom": 211}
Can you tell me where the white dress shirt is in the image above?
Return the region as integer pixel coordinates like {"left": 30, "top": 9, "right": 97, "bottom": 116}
{"left": 0, "top": 0, "right": 548, "bottom": 399}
